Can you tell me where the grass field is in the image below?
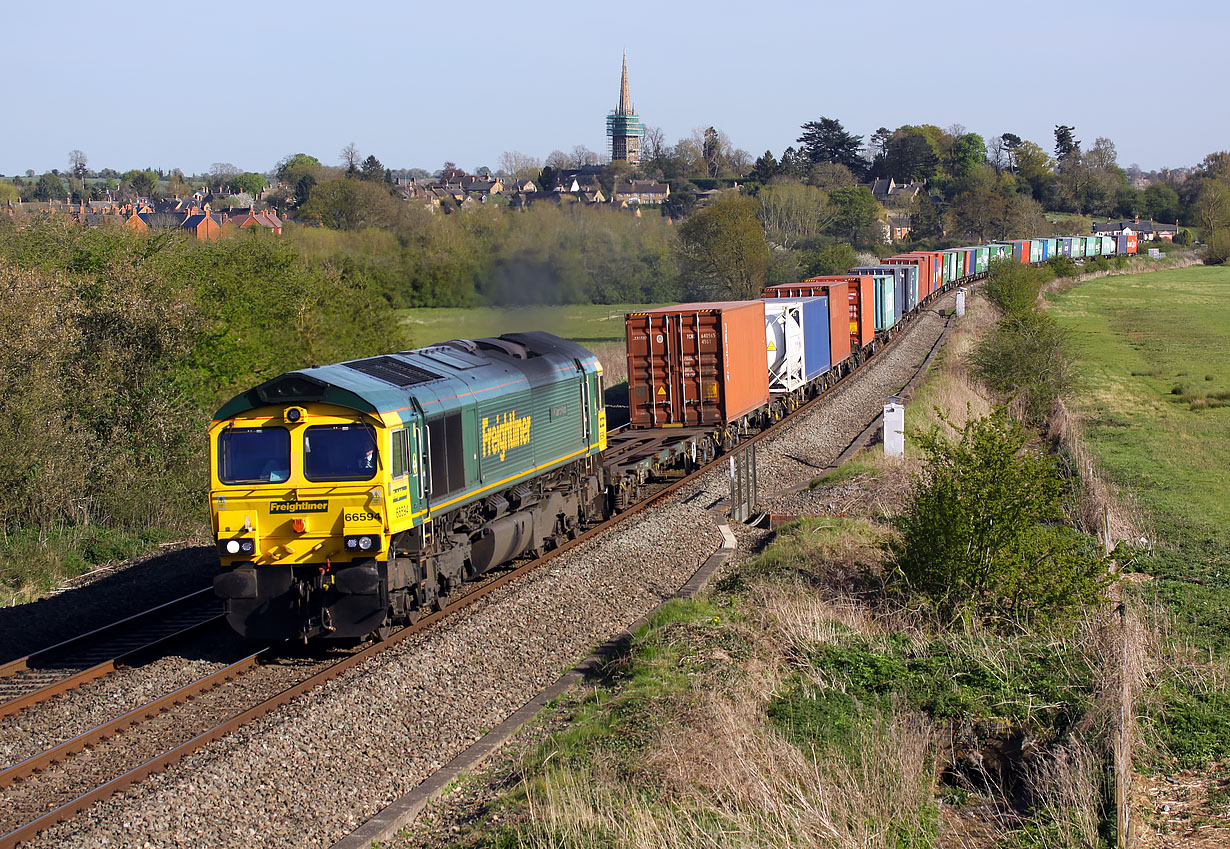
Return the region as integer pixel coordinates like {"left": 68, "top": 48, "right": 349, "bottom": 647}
{"left": 1047, "top": 266, "right": 1230, "bottom": 658}
{"left": 399, "top": 303, "right": 663, "bottom": 388}
{"left": 399, "top": 303, "right": 659, "bottom": 346}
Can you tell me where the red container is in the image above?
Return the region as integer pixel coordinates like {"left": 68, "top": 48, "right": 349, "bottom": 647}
{"left": 625, "top": 301, "right": 769, "bottom": 428}
{"left": 761, "top": 279, "right": 851, "bottom": 369}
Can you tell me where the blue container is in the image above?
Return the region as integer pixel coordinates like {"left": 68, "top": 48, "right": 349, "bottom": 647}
{"left": 801, "top": 296, "right": 832, "bottom": 379}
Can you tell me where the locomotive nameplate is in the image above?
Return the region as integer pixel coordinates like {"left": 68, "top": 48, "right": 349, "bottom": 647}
{"left": 270, "top": 500, "right": 329, "bottom": 514}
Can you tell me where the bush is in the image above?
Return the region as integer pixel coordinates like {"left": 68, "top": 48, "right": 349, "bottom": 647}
{"left": 1047, "top": 254, "right": 1079, "bottom": 278}
{"left": 981, "top": 258, "right": 1052, "bottom": 315}
{"left": 885, "top": 411, "right": 1111, "bottom": 627}
{"left": 969, "top": 310, "right": 1079, "bottom": 424}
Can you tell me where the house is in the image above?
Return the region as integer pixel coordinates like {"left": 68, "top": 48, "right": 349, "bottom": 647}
{"left": 181, "top": 212, "right": 223, "bottom": 240}
{"left": 870, "top": 178, "right": 924, "bottom": 206}
{"left": 612, "top": 179, "right": 670, "bottom": 205}
{"left": 1093, "top": 218, "right": 1179, "bottom": 242}
{"left": 888, "top": 215, "right": 911, "bottom": 241}
{"left": 224, "top": 207, "right": 283, "bottom": 235}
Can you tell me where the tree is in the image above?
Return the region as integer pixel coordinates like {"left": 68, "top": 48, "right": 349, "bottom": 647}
{"left": 797, "top": 117, "right": 865, "bottom": 177}
{"left": 209, "top": 163, "right": 241, "bottom": 190}
{"left": 806, "top": 161, "right": 856, "bottom": 191}
{"left": 122, "top": 169, "right": 157, "bottom": 198}
{"left": 1054, "top": 125, "right": 1080, "bottom": 164}
{"left": 544, "top": 150, "right": 570, "bottom": 170}
{"left": 230, "top": 172, "right": 268, "bottom": 197}
{"left": 68, "top": 149, "right": 88, "bottom": 180}
{"left": 538, "top": 166, "right": 558, "bottom": 192}
{"left": 803, "top": 242, "right": 858, "bottom": 276}
{"left": 340, "top": 143, "right": 361, "bottom": 177}
{"left": 1197, "top": 176, "right": 1230, "bottom": 263}
{"left": 675, "top": 193, "right": 771, "bottom": 298}
{"left": 757, "top": 184, "right": 834, "bottom": 249}
{"left": 276, "top": 153, "right": 321, "bottom": 182}
{"left": 32, "top": 172, "right": 67, "bottom": 201}
{"left": 299, "top": 178, "right": 400, "bottom": 230}
{"left": 948, "top": 187, "right": 1007, "bottom": 242}
{"left": 1013, "top": 141, "right": 1055, "bottom": 198}
{"left": 876, "top": 130, "right": 939, "bottom": 183}
{"left": 359, "top": 155, "right": 386, "bottom": 183}
{"left": 909, "top": 192, "right": 943, "bottom": 241}
{"left": 827, "top": 186, "right": 880, "bottom": 243}
{"left": 748, "top": 150, "right": 779, "bottom": 185}
{"left": 886, "top": 410, "right": 1110, "bottom": 627}
{"left": 498, "top": 151, "right": 542, "bottom": 181}
{"left": 971, "top": 308, "right": 1080, "bottom": 424}
{"left": 947, "top": 133, "right": 986, "bottom": 182}
{"left": 1143, "top": 183, "right": 1181, "bottom": 222}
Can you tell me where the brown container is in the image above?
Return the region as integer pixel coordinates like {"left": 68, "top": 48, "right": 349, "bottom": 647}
{"left": 625, "top": 301, "right": 769, "bottom": 428}
{"left": 761, "top": 279, "right": 852, "bottom": 368}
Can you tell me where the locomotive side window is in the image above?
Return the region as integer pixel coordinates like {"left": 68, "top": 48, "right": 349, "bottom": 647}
{"left": 219, "top": 427, "right": 290, "bottom": 484}
{"left": 304, "top": 425, "right": 378, "bottom": 482}
{"left": 390, "top": 428, "right": 408, "bottom": 478}
{"left": 425, "top": 413, "right": 465, "bottom": 497}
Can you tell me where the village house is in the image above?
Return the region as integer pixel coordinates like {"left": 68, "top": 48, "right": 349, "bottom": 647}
{"left": 1093, "top": 217, "right": 1180, "bottom": 242}
{"left": 611, "top": 179, "right": 669, "bottom": 205}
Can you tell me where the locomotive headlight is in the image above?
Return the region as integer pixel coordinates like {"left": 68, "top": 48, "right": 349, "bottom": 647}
{"left": 343, "top": 534, "right": 380, "bottom": 553}
{"left": 226, "top": 540, "right": 241, "bottom": 555}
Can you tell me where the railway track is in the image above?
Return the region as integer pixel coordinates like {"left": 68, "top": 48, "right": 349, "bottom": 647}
{"left": 2, "top": 292, "right": 958, "bottom": 848}
{"left": 0, "top": 589, "right": 224, "bottom": 719}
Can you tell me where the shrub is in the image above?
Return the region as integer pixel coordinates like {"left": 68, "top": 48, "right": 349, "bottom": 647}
{"left": 1047, "top": 254, "right": 1079, "bottom": 278}
{"left": 969, "top": 310, "right": 1079, "bottom": 424}
{"left": 981, "top": 258, "right": 1052, "bottom": 315}
{"left": 885, "top": 411, "right": 1111, "bottom": 627}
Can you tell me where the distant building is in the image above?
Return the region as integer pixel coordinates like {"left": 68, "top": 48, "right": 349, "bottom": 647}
{"left": 870, "top": 178, "right": 924, "bottom": 206}
{"left": 1093, "top": 217, "right": 1179, "bottom": 242}
{"left": 612, "top": 179, "right": 669, "bottom": 205}
{"left": 606, "top": 53, "right": 644, "bottom": 166}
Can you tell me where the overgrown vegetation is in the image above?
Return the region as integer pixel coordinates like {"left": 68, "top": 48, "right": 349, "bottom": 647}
{"left": 0, "top": 218, "right": 407, "bottom": 601}
{"left": 970, "top": 260, "right": 1079, "bottom": 424}
{"left": 885, "top": 411, "right": 1112, "bottom": 628}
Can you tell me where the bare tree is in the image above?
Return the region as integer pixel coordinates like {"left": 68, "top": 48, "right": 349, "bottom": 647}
{"left": 497, "top": 151, "right": 542, "bottom": 179}
{"left": 545, "top": 150, "right": 571, "bottom": 170}
{"left": 209, "top": 162, "right": 240, "bottom": 191}
{"left": 570, "top": 145, "right": 603, "bottom": 167}
{"left": 987, "top": 136, "right": 1008, "bottom": 174}
{"left": 68, "top": 149, "right": 88, "bottom": 180}
{"left": 340, "top": 142, "right": 361, "bottom": 176}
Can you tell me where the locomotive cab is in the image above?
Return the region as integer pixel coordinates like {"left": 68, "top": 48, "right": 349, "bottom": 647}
{"left": 210, "top": 399, "right": 414, "bottom": 641}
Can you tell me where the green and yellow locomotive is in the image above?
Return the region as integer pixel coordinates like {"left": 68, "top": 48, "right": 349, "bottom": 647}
{"left": 210, "top": 332, "right": 607, "bottom": 641}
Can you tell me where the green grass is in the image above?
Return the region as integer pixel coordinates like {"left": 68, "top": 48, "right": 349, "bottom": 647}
{"left": 1048, "top": 266, "right": 1230, "bottom": 768}
{"left": 1046, "top": 266, "right": 1230, "bottom": 655}
{"left": 398, "top": 303, "right": 662, "bottom": 347}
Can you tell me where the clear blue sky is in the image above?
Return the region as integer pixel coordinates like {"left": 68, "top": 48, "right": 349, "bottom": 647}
{"left": 4, "top": 0, "right": 1226, "bottom": 177}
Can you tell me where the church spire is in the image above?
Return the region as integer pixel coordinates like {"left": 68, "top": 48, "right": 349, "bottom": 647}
{"left": 618, "top": 51, "right": 632, "bottom": 116}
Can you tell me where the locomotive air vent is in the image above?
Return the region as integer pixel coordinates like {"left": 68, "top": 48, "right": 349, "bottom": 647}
{"left": 344, "top": 356, "right": 440, "bottom": 387}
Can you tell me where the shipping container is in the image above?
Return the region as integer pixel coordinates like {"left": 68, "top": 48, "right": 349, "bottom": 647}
{"left": 767, "top": 276, "right": 868, "bottom": 355}
{"left": 1116, "top": 232, "right": 1138, "bottom": 254}
{"left": 852, "top": 266, "right": 903, "bottom": 331}
{"left": 625, "top": 301, "right": 769, "bottom": 429}
{"left": 1100, "top": 235, "right": 1116, "bottom": 255}
{"left": 989, "top": 243, "right": 1013, "bottom": 264}
{"left": 763, "top": 297, "right": 832, "bottom": 394}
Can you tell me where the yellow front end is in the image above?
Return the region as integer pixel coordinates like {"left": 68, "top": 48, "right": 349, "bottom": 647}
{"left": 209, "top": 403, "right": 398, "bottom": 640}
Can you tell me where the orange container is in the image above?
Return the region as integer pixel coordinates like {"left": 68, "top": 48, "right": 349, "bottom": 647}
{"left": 625, "top": 301, "right": 769, "bottom": 428}
{"left": 765, "top": 276, "right": 874, "bottom": 353}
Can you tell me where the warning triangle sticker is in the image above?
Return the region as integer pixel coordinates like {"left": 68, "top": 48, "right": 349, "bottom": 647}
{"left": 657, "top": 386, "right": 667, "bottom": 395}
{"left": 767, "top": 341, "right": 777, "bottom": 351}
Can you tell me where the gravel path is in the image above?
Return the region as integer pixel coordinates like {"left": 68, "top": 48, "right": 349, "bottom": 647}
{"left": 20, "top": 296, "right": 953, "bottom": 848}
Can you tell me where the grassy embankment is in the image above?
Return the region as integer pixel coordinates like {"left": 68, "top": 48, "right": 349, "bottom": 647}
{"left": 396, "top": 287, "right": 1130, "bottom": 849}
{"left": 1046, "top": 266, "right": 1230, "bottom": 770}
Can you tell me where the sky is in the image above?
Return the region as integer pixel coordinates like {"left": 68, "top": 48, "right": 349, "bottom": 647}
{"left": 3, "top": 0, "right": 1227, "bottom": 178}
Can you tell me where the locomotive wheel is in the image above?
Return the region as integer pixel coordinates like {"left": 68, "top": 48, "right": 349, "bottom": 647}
{"left": 433, "top": 592, "right": 450, "bottom": 612}
{"left": 371, "top": 622, "right": 394, "bottom": 642}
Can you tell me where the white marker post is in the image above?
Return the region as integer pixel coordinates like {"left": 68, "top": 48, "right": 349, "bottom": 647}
{"left": 884, "top": 396, "right": 905, "bottom": 458}
{"left": 955, "top": 286, "right": 966, "bottom": 317}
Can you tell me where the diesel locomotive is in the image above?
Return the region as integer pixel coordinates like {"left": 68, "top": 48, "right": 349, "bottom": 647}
{"left": 210, "top": 332, "right": 607, "bottom": 641}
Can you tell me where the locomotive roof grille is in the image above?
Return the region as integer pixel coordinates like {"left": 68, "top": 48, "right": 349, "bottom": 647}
{"left": 344, "top": 356, "right": 441, "bottom": 387}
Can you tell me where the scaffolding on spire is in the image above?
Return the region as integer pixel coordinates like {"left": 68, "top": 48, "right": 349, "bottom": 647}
{"left": 606, "top": 53, "right": 644, "bottom": 165}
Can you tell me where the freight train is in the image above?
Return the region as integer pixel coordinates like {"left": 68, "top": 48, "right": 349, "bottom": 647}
{"left": 210, "top": 233, "right": 1137, "bottom": 641}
